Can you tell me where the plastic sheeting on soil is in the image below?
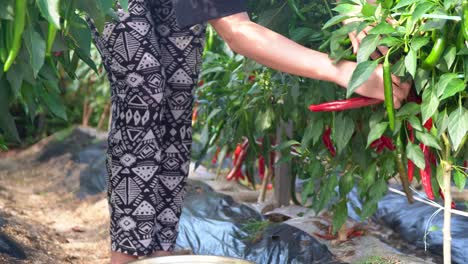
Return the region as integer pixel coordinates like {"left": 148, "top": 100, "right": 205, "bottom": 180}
{"left": 176, "top": 179, "right": 341, "bottom": 264}
{"left": 348, "top": 187, "right": 468, "bottom": 264}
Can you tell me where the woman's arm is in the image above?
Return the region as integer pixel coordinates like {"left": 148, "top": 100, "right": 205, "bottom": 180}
{"left": 209, "top": 12, "right": 410, "bottom": 107}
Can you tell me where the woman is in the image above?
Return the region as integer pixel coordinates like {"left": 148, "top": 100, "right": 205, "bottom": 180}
{"left": 88, "top": 0, "right": 410, "bottom": 263}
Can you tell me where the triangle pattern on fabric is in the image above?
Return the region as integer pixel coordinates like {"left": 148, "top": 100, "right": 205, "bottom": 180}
{"left": 166, "top": 144, "right": 179, "bottom": 154}
{"left": 136, "top": 52, "right": 160, "bottom": 70}
{"left": 120, "top": 238, "right": 136, "bottom": 250}
{"left": 171, "top": 110, "right": 184, "bottom": 120}
{"left": 160, "top": 175, "right": 184, "bottom": 191}
{"left": 167, "top": 69, "right": 193, "bottom": 85}
{"left": 127, "top": 129, "right": 143, "bottom": 141}
{"left": 127, "top": 21, "right": 151, "bottom": 36}
{"left": 132, "top": 201, "right": 156, "bottom": 216}
{"left": 132, "top": 165, "right": 158, "bottom": 181}
{"left": 169, "top": 36, "right": 193, "bottom": 50}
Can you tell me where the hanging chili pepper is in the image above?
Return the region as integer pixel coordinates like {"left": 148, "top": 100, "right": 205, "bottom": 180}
{"left": 407, "top": 124, "right": 415, "bottom": 183}
{"left": 227, "top": 141, "right": 249, "bottom": 181}
{"left": 309, "top": 97, "right": 382, "bottom": 112}
{"left": 211, "top": 146, "right": 220, "bottom": 165}
{"left": 383, "top": 52, "right": 395, "bottom": 131}
{"left": 4, "top": 0, "right": 27, "bottom": 72}
{"left": 463, "top": 0, "right": 468, "bottom": 41}
{"left": 421, "top": 33, "right": 446, "bottom": 70}
{"left": 420, "top": 143, "right": 434, "bottom": 200}
{"left": 258, "top": 155, "right": 265, "bottom": 181}
{"left": 370, "top": 136, "right": 395, "bottom": 153}
{"left": 423, "top": 118, "right": 433, "bottom": 131}
{"left": 322, "top": 127, "right": 336, "bottom": 157}
{"left": 288, "top": 0, "right": 306, "bottom": 21}
{"left": 46, "top": 23, "right": 58, "bottom": 57}
{"left": 438, "top": 189, "right": 456, "bottom": 209}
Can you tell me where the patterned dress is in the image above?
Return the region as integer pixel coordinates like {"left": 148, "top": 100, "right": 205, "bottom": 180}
{"left": 87, "top": 0, "right": 246, "bottom": 257}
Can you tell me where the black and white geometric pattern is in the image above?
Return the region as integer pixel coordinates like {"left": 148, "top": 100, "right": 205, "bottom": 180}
{"left": 88, "top": 0, "right": 206, "bottom": 256}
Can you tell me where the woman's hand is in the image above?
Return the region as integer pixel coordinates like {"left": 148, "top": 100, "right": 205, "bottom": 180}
{"left": 335, "top": 60, "right": 411, "bottom": 108}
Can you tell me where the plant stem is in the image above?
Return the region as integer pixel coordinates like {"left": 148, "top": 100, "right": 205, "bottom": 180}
{"left": 441, "top": 132, "right": 452, "bottom": 264}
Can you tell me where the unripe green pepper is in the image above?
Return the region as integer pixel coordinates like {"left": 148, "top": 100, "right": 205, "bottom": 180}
{"left": 4, "top": 0, "right": 27, "bottom": 72}
{"left": 421, "top": 33, "right": 446, "bottom": 70}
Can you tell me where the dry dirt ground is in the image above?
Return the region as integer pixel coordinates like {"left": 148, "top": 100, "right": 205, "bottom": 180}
{"left": 0, "top": 132, "right": 111, "bottom": 264}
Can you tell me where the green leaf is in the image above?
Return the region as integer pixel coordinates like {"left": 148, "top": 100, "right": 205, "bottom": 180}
{"left": 301, "top": 118, "right": 323, "bottom": 147}
{"left": 361, "top": 162, "right": 377, "bottom": 190}
{"left": 368, "top": 22, "right": 396, "bottom": 34}
{"left": 323, "top": 15, "right": 351, "bottom": 29}
{"left": 438, "top": 78, "right": 465, "bottom": 101}
{"left": 407, "top": 115, "right": 424, "bottom": 131}
{"left": 274, "top": 140, "right": 300, "bottom": 151}
{"left": 404, "top": 48, "right": 417, "bottom": 78}
{"left": 396, "top": 102, "right": 420, "bottom": 117}
{"left": 332, "top": 199, "right": 348, "bottom": 234}
{"left": 24, "top": 27, "right": 46, "bottom": 78}
{"left": 347, "top": 60, "right": 379, "bottom": 97}
{"left": 412, "top": 2, "right": 433, "bottom": 21}
{"left": 37, "top": 84, "right": 68, "bottom": 120}
{"left": 453, "top": 170, "right": 466, "bottom": 192}
{"left": 339, "top": 171, "right": 355, "bottom": 196}
{"left": 357, "top": 34, "right": 380, "bottom": 63}
{"left": 37, "top": 0, "right": 61, "bottom": 29}
{"left": 118, "top": 0, "right": 129, "bottom": 11}
{"left": 361, "top": 3, "right": 377, "bottom": 17}
{"left": 334, "top": 114, "right": 355, "bottom": 154}
{"left": 6, "top": 64, "right": 24, "bottom": 98}
{"left": 301, "top": 179, "right": 315, "bottom": 205}
{"left": 421, "top": 88, "right": 439, "bottom": 124}
{"left": 411, "top": 37, "right": 430, "bottom": 50}
{"left": 448, "top": 106, "right": 468, "bottom": 151}
{"left": 415, "top": 131, "right": 441, "bottom": 150}
{"left": 441, "top": 45, "right": 457, "bottom": 70}
{"left": 0, "top": 78, "right": 20, "bottom": 142}
{"left": 406, "top": 142, "right": 426, "bottom": 169}
{"left": 367, "top": 122, "right": 388, "bottom": 147}
{"left": 453, "top": 170, "right": 466, "bottom": 191}
{"left": 393, "top": 0, "right": 422, "bottom": 10}
{"left": 436, "top": 109, "right": 449, "bottom": 137}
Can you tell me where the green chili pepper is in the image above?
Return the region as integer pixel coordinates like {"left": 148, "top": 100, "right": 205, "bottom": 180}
{"left": 46, "top": 23, "right": 58, "bottom": 57}
{"left": 288, "top": 0, "right": 306, "bottom": 21}
{"left": 463, "top": 0, "right": 468, "bottom": 41}
{"left": 421, "top": 34, "right": 446, "bottom": 70}
{"left": 383, "top": 52, "right": 395, "bottom": 131}
{"left": 4, "top": 0, "right": 27, "bottom": 72}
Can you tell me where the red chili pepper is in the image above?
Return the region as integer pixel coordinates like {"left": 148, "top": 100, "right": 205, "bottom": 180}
{"left": 407, "top": 124, "right": 415, "bottom": 183}
{"left": 248, "top": 75, "right": 256, "bottom": 83}
{"left": 53, "top": 51, "right": 63, "bottom": 57}
{"left": 198, "top": 79, "right": 204, "bottom": 86}
{"left": 420, "top": 143, "right": 435, "bottom": 200}
{"left": 438, "top": 189, "right": 456, "bottom": 209}
{"left": 322, "top": 127, "right": 336, "bottom": 157}
{"left": 212, "top": 146, "right": 220, "bottom": 165}
{"left": 309, "top": 97, "right": 382, "bottom": 112}
{"left": 227, "top": 141, "right": 249, "bottom": 181}
{"left": 258, "top": 155, "right": 265, "bottom": 180}
{"left": 370, "top": 136, "right": 395, "bottom": 153}
{"left": 192, "top": 102, "right": 198, "bottom": 122}
{"left": 424, "top": 118, "right": 433, "bottom": 131}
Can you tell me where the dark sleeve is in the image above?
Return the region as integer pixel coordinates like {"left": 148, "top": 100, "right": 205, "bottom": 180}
{"left": 173, "top": 0, "right": 248, "bottom": 28}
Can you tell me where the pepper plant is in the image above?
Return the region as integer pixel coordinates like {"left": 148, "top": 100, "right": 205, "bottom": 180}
{"left": 0, "top": 0, "right": 127, "bottom": 148}
{"left": 195, "top": 0, "right": 468, "bottom": 260}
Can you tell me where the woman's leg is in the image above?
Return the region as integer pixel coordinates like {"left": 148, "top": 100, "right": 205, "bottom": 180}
{"left": 88, "top": 0, "right": 168, "bottom": 261}
{"left": 148, "top": 0, "right": 206, "bottom": 256}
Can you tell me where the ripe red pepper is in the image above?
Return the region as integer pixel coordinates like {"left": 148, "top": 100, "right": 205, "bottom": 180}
{"left": 198, "top": 79, "right": 204, "bottom": 86}
{"left": 309, "top": 97, "right": 382, "bottom": 112}
{"left": 370, "top": 136, "right": 395, "bottom": 153}
{"left": 407, "top": 124, "right": 415, "bottom": 183}
{"left": 322, "top": 127, "right": 336, "bottom": 157}
{"left": 438, "top": 189, "right": 456, "bottom": 209}
{"left": 423, "top": 118, "right": 433, "bottom": 131}
{"left": 212, "top": 146, "right": 220, "bottom": 165}
{"left": 227, "top": 141, "right": 249, "bottom": 181}
{"left": 420, "top": 143, "right": 434, "bottom": 200}
{"left": 248, "top": 75, "right": 256, "bottom": 83}
{"left": 258, "top": 155, "right": 265, "bottom": 180}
